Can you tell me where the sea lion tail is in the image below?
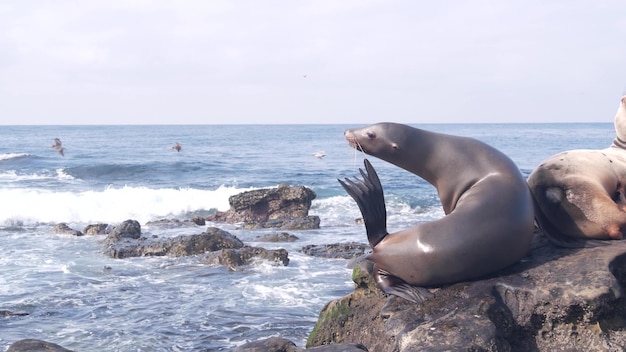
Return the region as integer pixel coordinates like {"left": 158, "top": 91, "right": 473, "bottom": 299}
{"left": 338, "top": 159, "right": 388, "bottom": 247}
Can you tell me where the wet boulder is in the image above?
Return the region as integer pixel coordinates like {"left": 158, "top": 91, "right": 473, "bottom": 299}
{"left": 7, "top": 339, "right": 74, "bottom": 352}
{"left": 105, "top": 219, "right": 141, "bottom": 242}
{"left": 103, "top": 226, "right": 243, "bottom": 259}
{"left": 234, "top": 336, "right": 368, "bottom": 351}
{"left": 207, "top": 185, "right": 320, "bottom": 230}
{"left": 52, "top": 223, "right": 82, "bottom": 236}
{"left": 254, "top": 232, "right": 299, "bottom": 242}
{"left": 201, "top": 246, "right": 290, "bottom": 269}
{"left": 301, "top": 242, "right": 369, "bottom": 259}
{"left": 83, "top": 223, "right": 109, "bottom": 236}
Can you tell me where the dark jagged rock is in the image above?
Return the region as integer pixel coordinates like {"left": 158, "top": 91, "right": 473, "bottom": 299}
{"left": 306, "top": 343, "right": 369, "bottom": 351}
{"left": 52, "top": 223, "right": 82, "bottom": 236}
{"left": 7, "top": 339, "right": 74, "bottom": 352}
{"left": 242, "top": 216, "right": 321, "bottom": 230}
{"left": 166, "top": 230, "right": 244, "bottom": 257}
{"left": 234, "top": 336, "right": 368, "bottom": 352}
{"left": 301, "top": 242, "right": 369, "bottom": 259}
{"left": 207, "top": 185, "right": 320, "bottom": 230}
{"left": 145, "top": 216, "right": 206, "bottom": 228}
{"left": 0, "top": 310, "right": 29, "bottom": 317}
{"left": 104, "top": 219, "right": 141, "bottom": 243}
{"left": 307, "top": 234, "right": 626, "bottom": 351}
{"left": 145, "top": 218, "right": 186, "bottom": 228}
{"left": 255, "top": 232, "right": 300, "bottom": 242}
{"left": 191, "top": 215, "right": 206, "bottom": 226}
{"left": 83, "top": 223, "right": 109, "bottom": 236}
{"left": 235, "top": 337, "right": 299, "bottom": 352}
{"left": 201, "top": 246, "right": 289, "bottom": 269}
{"left": 103, "top": 226, "right": 243, "bottom": 259}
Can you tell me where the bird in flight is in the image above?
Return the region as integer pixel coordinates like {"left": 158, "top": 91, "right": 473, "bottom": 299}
{"left": 312, "top": 151, "right": 326, "bottom": 159}
{"left": 171, "top": 142, "right": 182, "bottom": 152}
{"left": 50, "top": 138, "right": 64, "bottom": 156}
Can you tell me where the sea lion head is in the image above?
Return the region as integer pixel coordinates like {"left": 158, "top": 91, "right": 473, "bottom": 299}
{"left": 344, "top": 122, "right": 409, "bottom": 157}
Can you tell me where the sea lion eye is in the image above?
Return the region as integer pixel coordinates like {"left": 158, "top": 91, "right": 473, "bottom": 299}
{"left": 366, "top": 131, "right": 376, "bottom": 139}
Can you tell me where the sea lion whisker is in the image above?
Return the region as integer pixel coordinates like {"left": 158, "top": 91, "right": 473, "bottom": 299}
{"left": 349, "top": 137, "right": 367, "bottom": 165}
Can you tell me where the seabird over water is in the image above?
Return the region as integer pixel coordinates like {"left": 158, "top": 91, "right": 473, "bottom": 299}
{"left": 171, "top": 142, "right": 182, "bottom": 152}
{"left": 312, "top": 151, "right": 326, "bottom": 159}
{"left": 50, "top": 138, "right": 64, "bottom": 156}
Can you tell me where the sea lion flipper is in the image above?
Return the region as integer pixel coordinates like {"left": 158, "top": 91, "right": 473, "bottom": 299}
{"left": 338, "top": 159, "right": 388, "bottom": 247}
{"left": 382, "top": 284, "right": 433, "bottom": 304}
{"left": 376, "top": 270, "right": 433, "bottom": 303}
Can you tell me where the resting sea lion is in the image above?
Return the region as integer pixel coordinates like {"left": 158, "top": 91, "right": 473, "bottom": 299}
{"left": 528, "top": 96, "right": 626, "bottom": 245}
{"left": 339, "top": 123, "right": 535, "bottom": 302}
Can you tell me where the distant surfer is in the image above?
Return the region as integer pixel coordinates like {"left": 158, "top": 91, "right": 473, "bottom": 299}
{"left": 171, "top": 142, "right": 182, "bottom": 152}
{"left": 50, "top": 138, "right": 64, "bottom": 156}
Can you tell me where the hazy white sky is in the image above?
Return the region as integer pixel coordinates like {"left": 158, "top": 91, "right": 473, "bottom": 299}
{"left": 0, "top": 1, "right": 624, "bottom": 125}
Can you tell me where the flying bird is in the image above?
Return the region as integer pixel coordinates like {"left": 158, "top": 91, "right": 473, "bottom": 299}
{"left": 312, "top": 151, "right": 326, "bottom": 159}
{"left": 171, "top": 142, "right": 182, "bottom": 152}
{"left": 50, "top": 138, "right": 64, "bottom": 156}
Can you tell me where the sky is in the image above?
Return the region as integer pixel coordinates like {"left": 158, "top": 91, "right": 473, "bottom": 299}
{"left": 0, "top": 1, "right": 625, "bottom": 125}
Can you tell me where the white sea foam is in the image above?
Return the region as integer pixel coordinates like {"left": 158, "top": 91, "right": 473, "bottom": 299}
{"left": 311, "top": 193, "right": 444, "bottom": 229}
{"left": 0, "top": 152, "right": 29, "bottom": 161}
{"left": 0, "top": 170, "right": 47, "bottom": 181}
{"left": 0, "top": 185, "right": 253, "bottom": 225}
{"left": 0, "top": 168, "right": 74, "bottom": 183}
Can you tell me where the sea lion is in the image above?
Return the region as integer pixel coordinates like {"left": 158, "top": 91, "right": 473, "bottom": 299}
{"left": 527, "top": 95, "right": 626, "bottom": 245}
{"left": 338, "top": 123, "right": 535, "bottom": 303}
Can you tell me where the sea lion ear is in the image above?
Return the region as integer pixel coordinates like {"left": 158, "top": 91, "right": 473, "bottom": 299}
{"left": 391, "top": 143, "right": 399, "bottom": 150}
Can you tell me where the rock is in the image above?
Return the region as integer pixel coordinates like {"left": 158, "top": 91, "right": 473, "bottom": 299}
{"left": 104, "top": 227, "right": 243, "bottom": 259}
{"left": 234, "top": 337, "right": 368, "bottom": 352}
{"left": 191, "top": 215, "right": 206, "bottom": 226}
{"left": 255, "top": 232, "right": 299, "bottom": 242}
{"left": 242, "top": 216, "right": 320, "bottom": 230}
{"left": 301, "top": 242, "right": 369, "bottom": 259}
{"left": 145, "top": 218, "right": 186, "bottom": 228}
{"left": 7, "top": 339, "right": 74, "bottom": 352}
{"left": 83, "top": 223, "right": 109, "bottom": 236}
{"left": 306, "top": 344, "right": 369, "bottom": 351}
{"left": 235, "top": 337, "right": 299, "bottom": 352}
{"left": 105, "top": 219, "right": 141, "bottom": 243}
{"left": 52, "top": 223, "right": 82, "bottom": 236}
{"left": 207, "top": 185, "right": 320, "bottom": 230}
{"left": 201, "top": 246, "right": 289, "bottom": 269}
{"left": 307, "top": 234, "right": 626, "bottom": 351}
{"left": 166, "top": 230, "right": 244, "bottom": 257}
{"left": 0, "top": 310, "right": 29, "bottom": 317}
{"left": 145, "top": 216, "right": 206, "bottom": 228}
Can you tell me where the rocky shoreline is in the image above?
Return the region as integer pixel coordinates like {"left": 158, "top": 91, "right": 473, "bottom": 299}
{"left": 6, "top": 185, "right": 626, "bottom": 351}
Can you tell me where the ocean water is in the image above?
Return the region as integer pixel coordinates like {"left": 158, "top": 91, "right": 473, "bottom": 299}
{"left": 0, "top": 123, "right": 615, "bottom": 351}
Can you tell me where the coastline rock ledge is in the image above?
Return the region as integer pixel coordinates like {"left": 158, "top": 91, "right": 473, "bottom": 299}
{"left": 306, "top": 234, "right": 626, "bottom": 351}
